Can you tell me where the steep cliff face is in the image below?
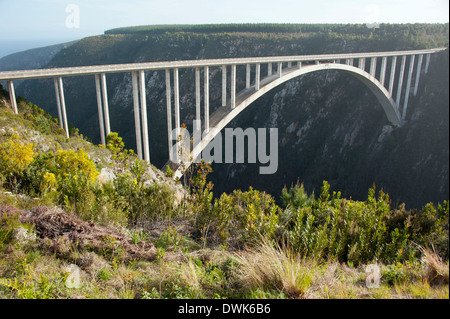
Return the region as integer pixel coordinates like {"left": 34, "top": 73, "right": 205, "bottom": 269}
{"left": 12, "top": 28, "right": 449, "bottom": 208}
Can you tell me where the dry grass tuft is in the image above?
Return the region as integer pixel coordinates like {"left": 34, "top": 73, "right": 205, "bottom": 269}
{"left": 234, "top": 237, "right": 316, "bottom": 298}
{"left": 420, "top": 246, "right": 449, "bottom": 286}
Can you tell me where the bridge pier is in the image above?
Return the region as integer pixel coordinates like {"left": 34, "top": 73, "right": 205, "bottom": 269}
{"left": 174, "top": 68, "right": 181, "bottom": 163}
{"left": 414, "top": 54, "right": 424, "bottom": 96}
{"left": 231, "top": 64, "right": 236, "bottom": 109}
{"left": 53, "top": 78, "right": 63, "bottom": 130}
{"left": 222, "top": 65, "right": 227, "bottom": 107}
{"left": 165, "top": 69, "right": 174, "bottom": 162}
{"left": 7, "top": 81, "right": 18, "bottom": 114}
{"left": 402, "top": 55, "right": 415, "bottom": 121}
{"left": 57, "top": 77, "right": 69, "bottom": 139}
{"left": 100, "top": 73, "right": 111, "bottom": 137}
{"left": 380, "top": 57, "right": 387, "bottom": 86}
{"left": 246, "top": 64, "right": 251, "bottom": 89}
{"left": 358, "top": 58, "right": 366, "bottom": 71}
{"left": 396, "top": 56, "right": 407, "bottom": 107}
{"left": 277, "top": 62, "right": 282, "bottom": 78}
{"left": 255, "top": 63, "right": 261, "bottom": 91}
{"left": 369, "top": 57, "right": 377, "bottom": 77}
{"left": 94, "top": 74, "right": 106, "bottom": 146}
{"left": 388, "top": 56, "right": 397, "bottom": 95}
{"left": 131, "top": 71, "right": 150, "bottom": 162}
{"left": 139, "top": 70, "right": 150, "bottom": 162}
{"left": 204, "top": 66, "right": 210, "bottom": 133}
{"left": 424, "top": 54, "right": 431, "bottom": 73}
{"left": 268, "top": 63, "right": 272, "bottom": 76}
{"left": 131, "top": 71, "right": 142, "bottom": 160}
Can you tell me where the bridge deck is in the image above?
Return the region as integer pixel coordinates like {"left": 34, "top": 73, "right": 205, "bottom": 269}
{"left": 0, "top": 48, "right": 445, "bottom": 81}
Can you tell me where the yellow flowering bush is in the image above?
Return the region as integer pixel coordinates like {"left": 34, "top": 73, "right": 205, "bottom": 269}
{"left": 0, "top": 135, "right": 35, "bottom": 187}
{"left": 54, "top": 149, "right": 99, "bottom": 183}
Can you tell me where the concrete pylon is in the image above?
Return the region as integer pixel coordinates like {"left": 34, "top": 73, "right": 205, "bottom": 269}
{"left": 139, "top": 70, "right": 150, "bottom": 162}
{"left": 94, "top": 74, "right": 106, "bottom": 146}
{"left": 7, "top": 81, "right": 18, "bottom": 114}
{"left": 131, "top": 71, "right": 142, "bottom": 160}
{"left": 165, "top": 69, "right": 173, "bottom": 162}
{"left": 57, "top": 77, "right": 69, "bottom": 139}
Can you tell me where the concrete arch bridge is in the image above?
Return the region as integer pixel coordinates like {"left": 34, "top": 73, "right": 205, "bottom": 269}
{"left": 0, "top": 48, "right": 445, "bottom": 178}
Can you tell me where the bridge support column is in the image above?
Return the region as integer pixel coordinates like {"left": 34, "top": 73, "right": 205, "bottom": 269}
{"left": 246, "top": 64, "right": 251, "bottom": 89}
{"left": 396, "top": 56, "right": 407, "bottom": 107}
{"left": 255, "top": 63, "right": 260, "bottom": 91}
{"left": 370, "top": 57, "right": 377, "bottom": 77}
{"left": 380, "top": 57, "right": 387, "bottom": 86}
{"left": 174, "top": 68, "right": 180, "bottom": 163}
{"left": 388, "top": 56, "right": 397, "bottom": 95}
{"left": 414, "top": 54, "right": 424, "bottom": 96}
{"left": 7, "top": 81, "right": 18, "bottom": 114}
{"left": 165, "top": 69, "right": 174, "bottom": 162}
{"left": 268, "top": 63, "right": 272, "bottom": 76}
{"left": 100, "top": 73, "right": 111, "bottom": 137}
{"left": 424, "top": 54, "right": 431, "bottom": 74}
{"left": 53, "top": 78, "right": 63, "bottom": 129}
{"left": 402, "top": 55, "right": 415, "bottom": 121}
{"left": 57, "top": 77, "right": 69, "bottom": 139}
{"left": 131, "top": 71, "right": 142, "bottom": 160}
{"left": 231, "top": 65, "right": 236, "bottom": 109}
{"left": 139, "top": 70, "right": 150, "bottom": 162}
{"left": 222, "top": 65, "right": 227, "bottom": 107}
{"left": 288, "top": 62, "right": 292, "bottom": 68}
{"left": 94, "top": 74, "right": 106, "bottom": 146}
{"left": 358, "top": 58, "right": 366, "bottom": 71}
{"left": 204, "top": 66, "right": 210, "bottom": 133}
{"left": 277, "top": 62, "right": 282, "bottom": 78}
{"left": 297, "top": 61, "right": 302, "bottom": 69}
{"left": 195, "top": 68, "right": 201, "bottom": 132}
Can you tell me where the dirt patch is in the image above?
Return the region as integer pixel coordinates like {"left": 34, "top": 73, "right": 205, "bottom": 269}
{"left": 0, "top": 205, "right": 156, "bottom": 263}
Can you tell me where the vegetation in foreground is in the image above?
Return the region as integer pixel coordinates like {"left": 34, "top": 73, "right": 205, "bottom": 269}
{"left": 0, "top": 85, "right": 448, "bottom": 299}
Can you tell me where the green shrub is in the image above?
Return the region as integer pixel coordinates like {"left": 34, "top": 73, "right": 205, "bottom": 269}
{"left": 113, "top": 170, "right": 179, "bottom": 224}
{"left": 277, "top": 181, "right": 447, "bottom": 265}
{"left": 281, "top": 181, "right": 314, "bottom": 209}
{"left": 197, "top": 187, "right": 280, "bottom": 246}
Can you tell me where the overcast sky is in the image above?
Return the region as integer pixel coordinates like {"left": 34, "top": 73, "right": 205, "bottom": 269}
{"left": 0, "top": 0, "right": 448, "bottom": 42}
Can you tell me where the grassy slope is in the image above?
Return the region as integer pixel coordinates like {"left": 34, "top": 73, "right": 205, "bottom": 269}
{"left": 0, "top": 87, "right": 448, "bottom": 299}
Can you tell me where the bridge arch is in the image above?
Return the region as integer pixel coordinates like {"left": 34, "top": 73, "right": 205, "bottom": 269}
{"left": 173, "top": 63, "right": 401, "bottom": 178}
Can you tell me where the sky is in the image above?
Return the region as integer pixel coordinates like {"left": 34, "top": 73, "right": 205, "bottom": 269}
{"left": 0, "top": 0, "right": 448, "bottom": 56}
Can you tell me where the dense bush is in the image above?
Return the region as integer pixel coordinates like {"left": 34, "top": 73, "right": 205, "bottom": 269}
{"left": 277, "top": 181, "right": 449, "bottom": 265}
